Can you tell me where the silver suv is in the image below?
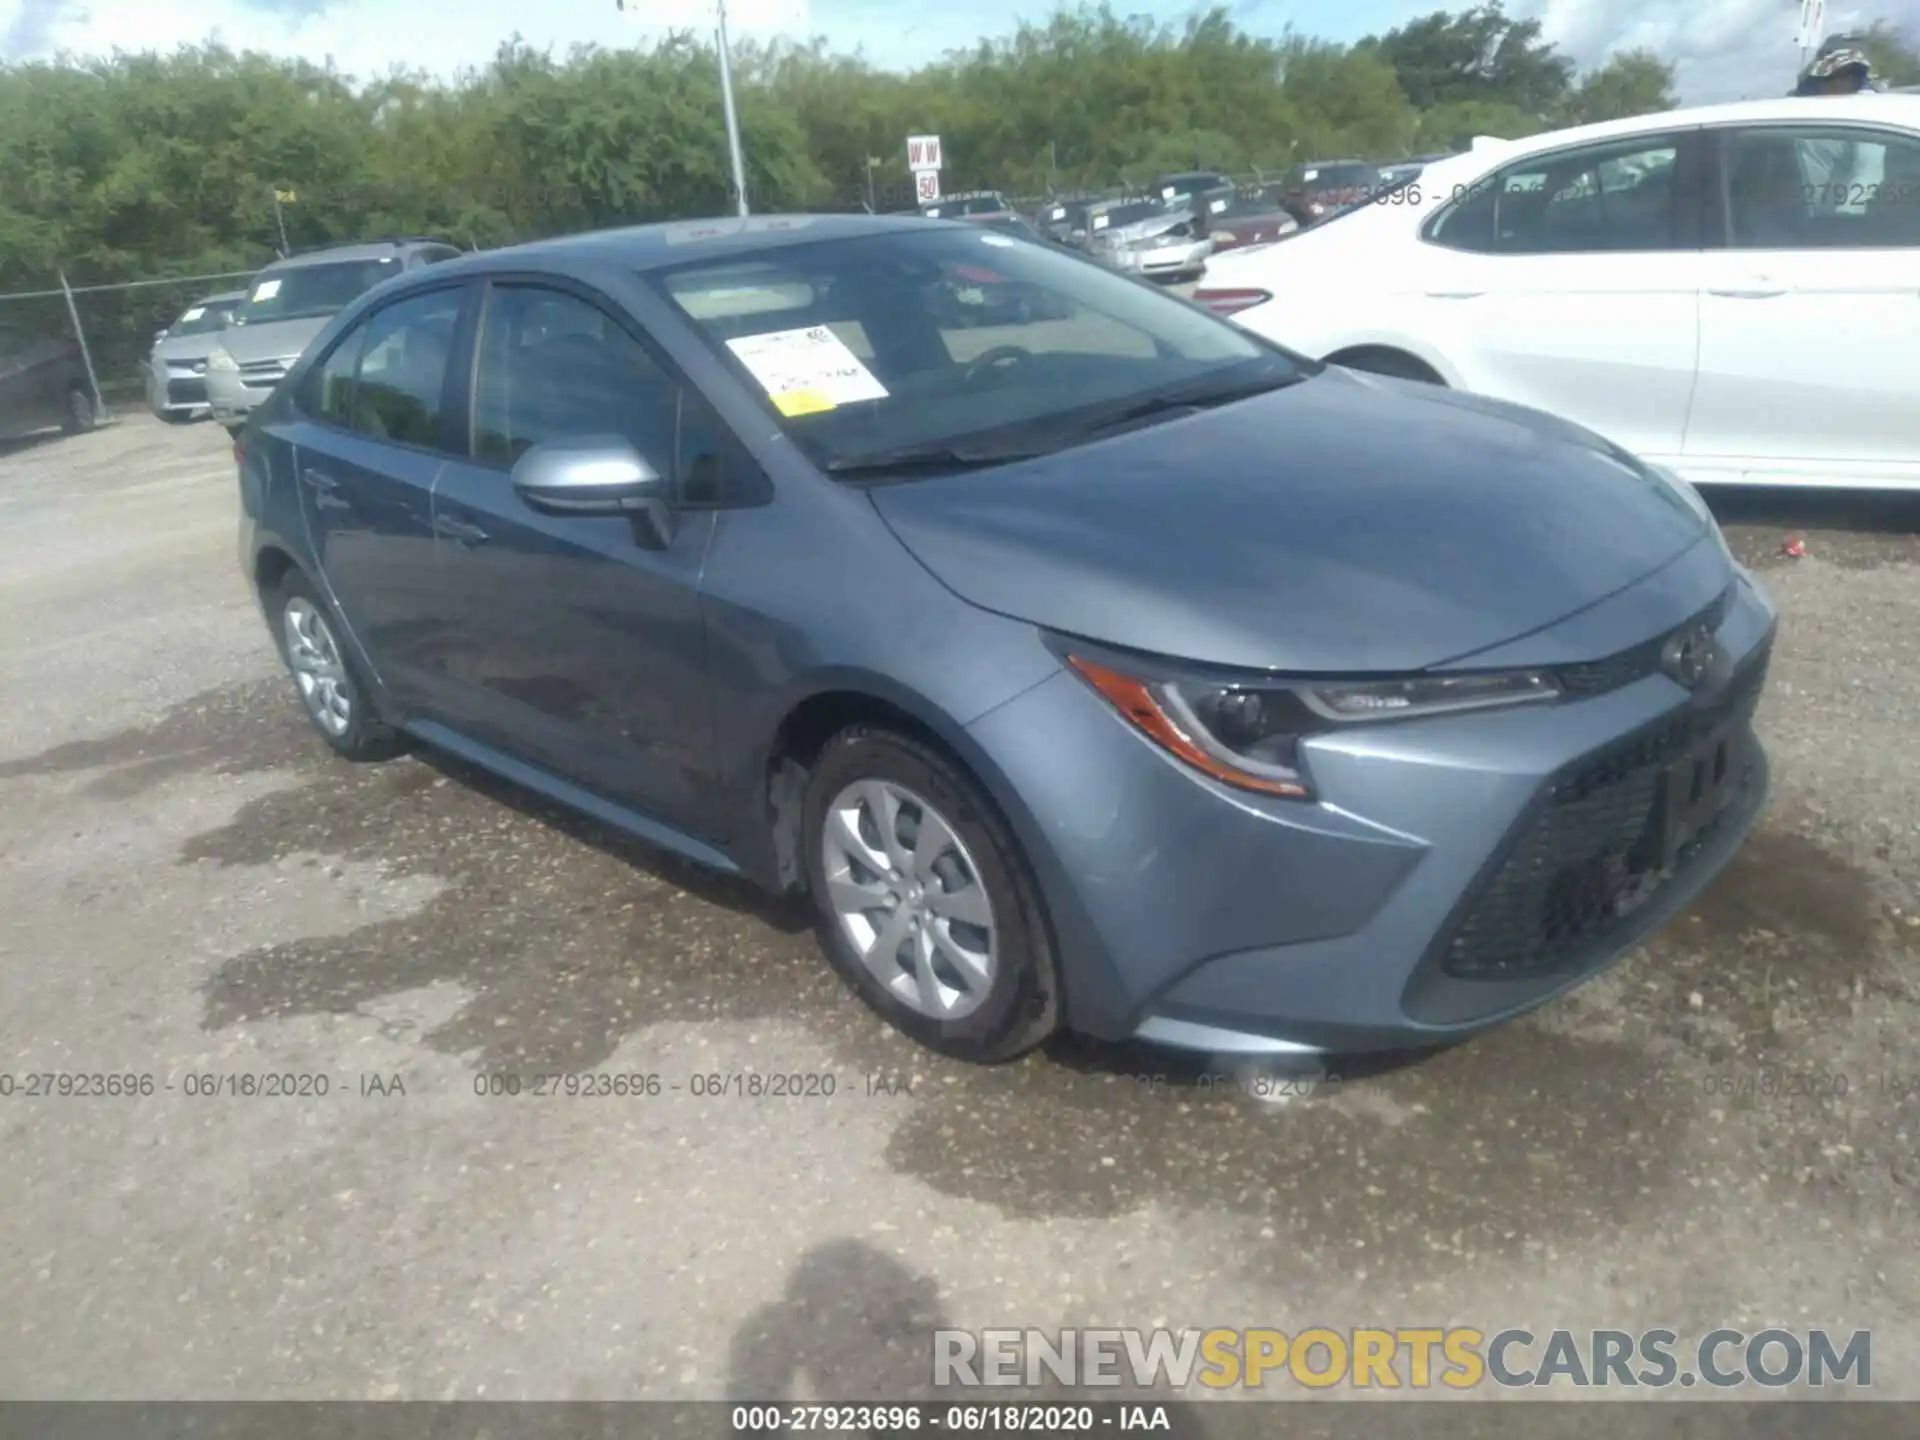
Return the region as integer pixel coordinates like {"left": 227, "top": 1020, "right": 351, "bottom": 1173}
{"left": 207, "top": 237, "right": 464, "bottom": 433}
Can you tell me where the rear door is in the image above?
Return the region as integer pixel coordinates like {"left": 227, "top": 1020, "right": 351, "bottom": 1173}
{"left": 1684, "top": 121, "right": 1920, "bottom": 487}
{"left": 1418, "top": 128, "right": 1707, "bottom": 461}
{"left": 424, "top": 278, "right": 722, "bottom": 832}
{"left": 288, "top": 283, "right": 471, "bottom": 710}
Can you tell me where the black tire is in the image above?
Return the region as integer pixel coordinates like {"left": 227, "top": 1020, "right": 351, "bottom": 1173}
{"left": 269, "top": 569, "right": 408, "bottom": 762}
{"left": 802, "top": 726, "right": 1060, "bottom": 1063}
{"left": 157, "top": 409, "right": 195, "bottom": 425}
{"left": 61, "top": 385, "right": 96, "bottom": 435}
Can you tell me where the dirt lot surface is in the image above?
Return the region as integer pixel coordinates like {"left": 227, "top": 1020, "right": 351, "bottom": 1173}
{"left": 1, "top": 414, "right": 1917, "bottom": 1409}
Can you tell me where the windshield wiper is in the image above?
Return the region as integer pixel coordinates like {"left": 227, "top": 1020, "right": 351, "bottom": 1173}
{"left": 825, "top": 441, "right": 1048, "bottom": 479}
{"left": 1070, "top": 373, "right": 1305, "bottom": 438}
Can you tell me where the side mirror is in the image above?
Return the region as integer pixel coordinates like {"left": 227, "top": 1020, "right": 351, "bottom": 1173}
{"left": 511, "top": 435, "right": 675, "bottom": 547}
{"left": 153, "top": 328, "right": 168, "bottom": 345}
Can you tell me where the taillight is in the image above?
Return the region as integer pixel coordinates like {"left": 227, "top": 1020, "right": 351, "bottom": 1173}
{"left": 1192, "top": 288, "right": 1272, "bottom": 317}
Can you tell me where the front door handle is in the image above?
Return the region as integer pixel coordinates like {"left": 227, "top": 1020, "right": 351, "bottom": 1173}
{"left": 1425, "top": 288, "right": 1484, "bottom": 299}
{"left": 1707, "top": 280, "right": 1787, "bottom": 299}
{"left": 301, "top": 468, "right": 338, "bottom": 491}
{"left": 434, "top": 516, "right": 490, "bottom": 547}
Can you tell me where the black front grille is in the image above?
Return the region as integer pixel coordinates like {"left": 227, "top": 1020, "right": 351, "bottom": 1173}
{"left": 1438, "top": 641, "right": 1770, "bottom": 981}
{"left": 166, "top": 377, "right": 208, "bottom": 405}
{"left": 1556, "top": 584, "right": 1735, "bottom": 698}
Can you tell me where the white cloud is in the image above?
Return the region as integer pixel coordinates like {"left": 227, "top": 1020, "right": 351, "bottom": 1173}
{"left": 0, "top": 0, "right": 813, "bottom": 79}
{"left": 1515, "top": 0, "right": 1920, "bottom": 102}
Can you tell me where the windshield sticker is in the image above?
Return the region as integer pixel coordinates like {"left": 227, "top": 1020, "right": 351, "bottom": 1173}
{"left": 180, "top": 307, "right": 206, "bottom": 321}
{"left": 1302, "top": 168, "right": 1320, "bottom": 182}
{"left": 726, "top": 325, "right": 889, "bottom": 418}
{"left": 250, "top": 279, "right": 282, "bottom": 302}
{"left": 1092, "top": 214, "right": 1110, "bottom": 230}
{"left": 1209, "top": 198, "right": 1229, "bottom": 214}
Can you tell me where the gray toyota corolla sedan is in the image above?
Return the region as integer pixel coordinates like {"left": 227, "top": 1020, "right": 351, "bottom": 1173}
{"left": 237, "top": 214, "right": 1776, "bottom": 1064}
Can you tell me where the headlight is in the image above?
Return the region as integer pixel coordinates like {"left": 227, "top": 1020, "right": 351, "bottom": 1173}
{"left": 1067, "top": 655, "right": 1561, "bottom": 800}
{"left": 206, "top": 347, "right": 238, "bottom": 373}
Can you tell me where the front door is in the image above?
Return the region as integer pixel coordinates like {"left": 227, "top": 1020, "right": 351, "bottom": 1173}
{"left": 425, "top": 281, "right": 719, "bottom": 833}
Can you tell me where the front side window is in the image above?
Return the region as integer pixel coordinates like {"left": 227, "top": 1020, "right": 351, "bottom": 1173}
{"left": 470, "top": 286, "right": 679, "bottom": 469}
{"left": 307, "top": 325, "right": 364, "bottom": 428}
{"left": 1430, "top": 136, "right": 1684, "bottom": 254}
{"left": 652, "top": 225, "right": 1300, "bottom": 476}
{"left": 1721, "top": 126, "right": 1920, "bottom": 248}
{"left": 349, "top": 288, "right": 462, "bottom": 447}
{"left": 231, "top": 258, "right": 403, "bottom": 327}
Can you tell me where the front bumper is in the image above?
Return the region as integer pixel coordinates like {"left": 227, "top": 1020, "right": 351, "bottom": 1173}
{"left": 966, "top": 558, "right": 1777, "bottom": 1056}
{"left": 1100, "top": 239, "right": 1212, "bottom": 279}
{"left": 206, "top": 360, "right": 289, "bottom": 425}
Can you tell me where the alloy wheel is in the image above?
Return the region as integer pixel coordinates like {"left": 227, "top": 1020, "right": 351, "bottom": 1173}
{"left": 283, "top": 596, "right": 352, "bottom": 737}
{"left": 820, "top": 779, "right": 998, "bottom": 1020}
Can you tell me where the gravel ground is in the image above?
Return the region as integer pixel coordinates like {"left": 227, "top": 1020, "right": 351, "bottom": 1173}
{"left": 0, "top": 414, "right": 1916, "bottom": 1410}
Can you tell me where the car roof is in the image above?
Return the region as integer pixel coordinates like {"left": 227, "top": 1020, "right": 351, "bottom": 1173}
{"left": 260, "top": 238, "right": 453, "bottom": 272}
{"left": 451, "top": 214, "right": 944, "bottom": 273}
{"left": 1438, "top": 93, "right": 1920, "bottom": 173}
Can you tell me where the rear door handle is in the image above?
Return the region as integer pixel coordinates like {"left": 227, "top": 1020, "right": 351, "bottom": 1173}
{"left": 434, "top": 515, "right": 490, "bottom": 547}
{"left": 1425, "top": 288, "right": 1484, "bottom": 299}
{"left": 1707, "top": 281, "right": 1787, "bottom": 299}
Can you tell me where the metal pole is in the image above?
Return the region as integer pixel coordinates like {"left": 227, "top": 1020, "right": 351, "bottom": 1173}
{"left": 57, "top": 269, "right": 107, "bottom": 424}
{"left": 866, "top": 160, "right": 876, "bottom": 213}
{"left": 714, "top": 2, "right": 749, "bottom": 217}
{"left": 272, "top": 191, "right": 290, "bottom": 256}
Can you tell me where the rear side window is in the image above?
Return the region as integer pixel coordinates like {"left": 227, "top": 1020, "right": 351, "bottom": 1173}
{"left": 349, "top": 288, "right": 463, "bottom": 448}
{"left": 470, "top": 285, "right": 679, "bottom": 469}
{"left": 1429, "top": 135, "right": 1685, "bottom": 254}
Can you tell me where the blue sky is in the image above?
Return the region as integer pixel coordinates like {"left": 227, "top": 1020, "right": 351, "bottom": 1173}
{"left": 2, "top": 0, "right": 1915, "bottom": 105}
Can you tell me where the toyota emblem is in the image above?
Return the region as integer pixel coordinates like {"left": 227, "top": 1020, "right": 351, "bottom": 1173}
{"left": 1661, "top": 625, "right": 1715, "bottom": 689}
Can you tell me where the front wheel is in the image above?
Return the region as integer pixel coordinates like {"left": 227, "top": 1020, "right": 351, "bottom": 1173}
{"left": 802, "top": 727, "right": 1059, "bottom": 1063}
{"left": 61, "top": 385, "right": 96, "bottom": 434}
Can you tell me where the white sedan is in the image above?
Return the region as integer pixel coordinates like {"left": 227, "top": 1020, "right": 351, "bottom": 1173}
{"left": 1196, "top": 95, "right": 1920, "bottom": 490}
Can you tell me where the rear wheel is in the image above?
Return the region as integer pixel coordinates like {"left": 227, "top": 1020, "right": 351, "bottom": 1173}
{"left": 802, "top": 727, "right": 1059, "bottom": 1063}
{"left": 271, "top": 571, "right": 407, "bottom": 762}
{"left": 61, "top": 385, "right": 96, "bottom": 434}
{"left": 1327, "top": 347, "right": 1446, "bottom": 385}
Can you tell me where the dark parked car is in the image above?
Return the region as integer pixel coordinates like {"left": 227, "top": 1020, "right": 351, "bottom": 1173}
{"left": 920, "top": 192, "right": 1014, "bottom": 221}
{"left": 0, "top": 322, "right": 97, "bottom": 440}
{"left": 1282, "top": 160, "right": 1386, "bottom": 224}
{"left": 239, "top": 213, "right": 1776, "bottom": 1065}
{"left": 1035, "top": 198, "right": 1101, "bottom": 247}
{"left": 1203, "top": 186, "right": 1303, "bottom": 254}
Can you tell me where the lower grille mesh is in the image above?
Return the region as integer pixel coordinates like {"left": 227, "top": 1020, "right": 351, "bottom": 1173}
{"left": 1440, "top": 644, "right": 1770, "bottom": 980}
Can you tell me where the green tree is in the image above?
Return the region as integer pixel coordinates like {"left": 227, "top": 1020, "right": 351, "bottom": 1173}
{"left": 1560, "top": 48, "right": 1676, "bottom": 126}
{"left": 1363, "top": 2, "right": 1573, "bottom": 116}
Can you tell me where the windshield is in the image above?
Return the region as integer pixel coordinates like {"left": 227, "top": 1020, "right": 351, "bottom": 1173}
{"left": 1293, "top": 163, "right": 1380, "bottom": 191}
{"left": 230, "top": 259, "right": 399, "bottom": 327}
{"left": 167, "top": 298, "right": 239, "bottom": 337}
{"left": 923, "top": 196, "right": 1006, "bottom": 218}
{"left": 651, "top": 226, "right": 1307, "bottom": 478}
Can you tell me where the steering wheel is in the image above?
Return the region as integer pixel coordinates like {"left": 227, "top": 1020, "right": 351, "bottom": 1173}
{"left": 964, "top": 344, "right": 1034, "bottom": 385}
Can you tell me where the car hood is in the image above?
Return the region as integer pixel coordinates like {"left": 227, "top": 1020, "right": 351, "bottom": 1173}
{"left": 1101, "top": 214, "right": 1192, "bottom": 244}
{"left": 868, "top": 368, "right": 1714, "bottom": 674}
{"left": 154, "top": 333, "right": 223, "bottom": 364}
{"left": 214, "top": 314, "right": 334, "bottom": 364}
